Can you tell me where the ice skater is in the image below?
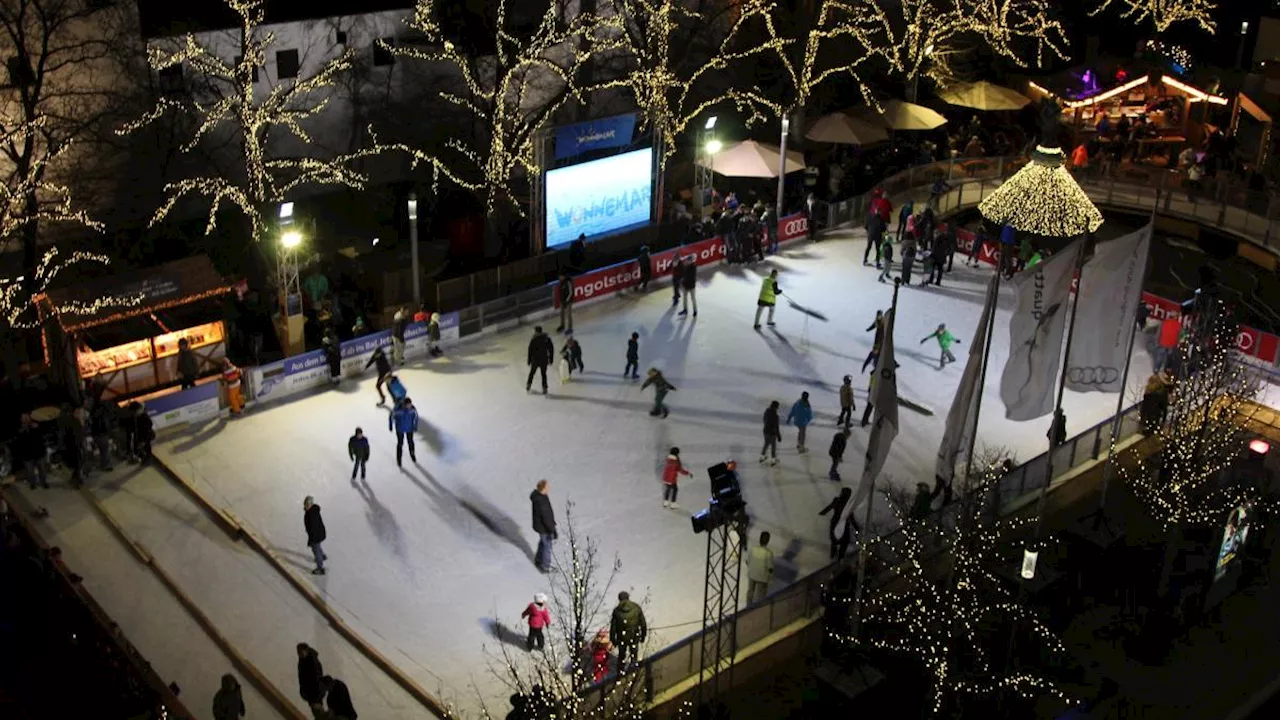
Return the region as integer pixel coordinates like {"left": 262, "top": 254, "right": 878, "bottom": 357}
{"left": 862, "top": 311, "right": 885, "bottom": 372}
{"left": 526, "top": 326, "right": 555, "bottom": 395}
{"left": 365, "top": 346, "right": 393, "bottom": 405}
{"left": 530, "top": 479, "right": 556, "bottom": 572}
{"left": 818, "top": 488, "right": 852, "bottom": 559}
{"left": 863, "top": 197, "right": 886, "bottom": 266}
{"left": 786, "top": 391, "right": 813, "bottom": 453}
{"left": 754, "top": 269, "right": 780, "bottom": 329}
{"left": 557, "top": 272, "right": 574, "bottom": 333}
{"left": 899, "top": 228, "right": 918, "bottom": 285}
{"left": 636, "top": 246, "right": 652, "bottom": 291}
{"left": 661, "top": 446, "right": 691, "bottom": 508}
{"left": 828, "top": 427, "right": 849, "bottom": 480}
{"left": 624, "top": 332, "right": 640, "bottom": 380}
{"left": 837, "top": 375, "right": 855, "bottom": 427}
{"left": 303, "top": 496, "right": 327, "bottom": 575}
{"left": 640, "top": 368, "right": 675, "bottom": 418}
{"left": 876, "top": 234, "right": 894, "bottom": 283}
{"left": 389, "top": 397, "right": 418, "bottom": 467}
{"left": 323, "top": 333, "right": 341, "bottom": 384}
{"left": 392, "top": 307, "right": 408, "bottom": 365}
{"left": 760, "top": 400, "right": 781, "bottom": 465}
{"left": 297, "top": 643, "right": 324, "bottom": 705}
{"left": 920, "top": 323, "right": 960, "bottom": 369}
{"left": 679, "top": 259, "right": 698, "bottom": 316}
{"left": 521, "top": 593, "right": 551, "bottom": 651}
{"left": 560, "top": 331, "right": 584, "bottom": 380}
{"left": 671, "top": 256, "right": 684, "bottom": 307}
{"left": 347, "top": 427, "right": 369, "bottom": 480}
{"left": 427, "top": 312, "right": 443, "bottom": 357}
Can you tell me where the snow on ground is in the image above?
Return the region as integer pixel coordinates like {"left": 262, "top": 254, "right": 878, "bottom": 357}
{"left": 153, "top": 227, "right": 1151, "bottom": 713}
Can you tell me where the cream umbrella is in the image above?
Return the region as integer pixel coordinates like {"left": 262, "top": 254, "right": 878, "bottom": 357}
{"left": 805, "top": 112, "right": 890, "bottom": 145}
{"left": 854, "top": 99, "right": 948, "bottom": 131}
{"left": 939, "top": 81, "right": 1031, "bottom": 111}
{"left": 696, "top": 139, "right": 806, "bottom": 178}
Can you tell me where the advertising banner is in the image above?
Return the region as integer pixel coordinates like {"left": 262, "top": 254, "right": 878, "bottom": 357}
{"left": 1000, "top": 241, "right": 1081, "bottom": 421}
{"left": 554, "top": 114, "right": 638, "bottom": 161}
{"left": 777, "top": 213, "right": 808, "bottom": 243}
{"left": 556, "top": 235, "right": 725, "bottom": 308}
{"left": 545, "top": 148, "right": 653, "bottom": 246}
{"left": 144, "top": 382, "right": 221, "bottom": 431}
{"left": 1065, "top": 225, "right": 1152, "bottom": 394}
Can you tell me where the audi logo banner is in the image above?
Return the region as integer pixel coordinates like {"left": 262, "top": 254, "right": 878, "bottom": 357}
{"left": 777, "top": 214, "right": 808, "bottom": 243}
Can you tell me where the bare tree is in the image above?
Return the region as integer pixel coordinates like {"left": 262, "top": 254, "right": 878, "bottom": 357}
{"left": 1091, "top": 0, "right": 1217, "bottom": 35}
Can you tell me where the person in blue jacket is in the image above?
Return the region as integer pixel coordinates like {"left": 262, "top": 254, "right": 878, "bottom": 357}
{"left": 786, "top": 391, "right": 814, "bottom": 453}
{"left": 389, "top": 397, "right": 418, "bottom": 467}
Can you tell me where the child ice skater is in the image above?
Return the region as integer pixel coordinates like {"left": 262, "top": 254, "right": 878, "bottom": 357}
{"left": 521, "top": 593, "right": 551, "bottom": 651}
{"left": 920, "top": 323, "right": 960, "bottom": 369}
{"left": 877, "top": 234, "right": 895, "bottom": 283}
{"left": 625, "top": 332, "right": 639, "bottom": 380}
{"left": 661, "top": 446, "right": 691, "bottom": 508}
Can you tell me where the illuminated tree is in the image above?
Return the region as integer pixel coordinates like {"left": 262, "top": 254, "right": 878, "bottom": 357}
{"left": 1091, "top": 0, "right": 1217, "bottom": 35}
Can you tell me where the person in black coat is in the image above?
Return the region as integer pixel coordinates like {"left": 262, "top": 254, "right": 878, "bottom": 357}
{"left": 303, "top": 496, "right": 328, "bottom": 575}
{"left": 556, "top": 273, "right": 574, "bottom": 333}
{"left": 348, "top": 427, "right": 370, "bottom": 480}
{"left": 89, "top": 400, "right": 115, "bottom": 471}
{"left": 15, "top": 414, "right": 49, "bottom": 490}
{"left": 323, "top": 334, "right": 342, "bottom": 384}
{"left": 322, "top": 676, "right": 358, "bottom": 720}
{"left": 624, "top": 332, "right": 639, "bottom": 380}
{"left": 827, "top": 428, "right": 849, "bottom": 481}
{"left": 679, "top": 259, "right": 697, "bottom": 316}
{"left": 818, "top": 488, "right": 852, "bottom": 559}
{"left": 526, "top": 326, "right": 555, "bottom": 395}
{"left": 530, "top": 479, "right": 557, "bottom": 572}
{"left": 296, "top": 643, "right": 324, "bottom": 706}
{"left": 364, "top": 346, "right": 393, "bottom": 405}
{"left": 133, "top": 405, "right": 154, "bottom": 463}
{"left": 636, "top": 246, "right": 652, "bottom": 291}
{"left": 569, "top": 234, "right": 586, "bottom": 272}
{"left": 670, "top": 256, "right": 684, "bottom": 307}
{"left": 760, "top": 401, "right": 781, "bottom": 465}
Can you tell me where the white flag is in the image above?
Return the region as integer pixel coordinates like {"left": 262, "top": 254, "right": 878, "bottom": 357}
{"left": 1000, "top": 240, "right": 1081, "bottom": 421}
{"left": 1065, "top": 224, "right": 1151, "bottom": 394}
{"left": 843, "top": 308, "right": 900, "bottom": 529}
{"left": 935, "top": 274, "right": 999, "bottom": 485}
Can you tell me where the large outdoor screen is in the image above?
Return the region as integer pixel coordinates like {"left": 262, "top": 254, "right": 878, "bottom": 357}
{"left": 545, "top": 148, "right": 653, "bottom": 247}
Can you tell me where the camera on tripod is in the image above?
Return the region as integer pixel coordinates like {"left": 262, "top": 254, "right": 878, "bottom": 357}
{"left": 691, "top": 461, "right": 747, "bottom": 534}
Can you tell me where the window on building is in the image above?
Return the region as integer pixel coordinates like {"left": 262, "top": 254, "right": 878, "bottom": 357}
{"left": 373, "top": 37, "right": 395, "bottom": 67}
{"left": 335, "top": 30, "right": 347, "bottom": 45}
{"left": 276, "top": 49, "right": 300, "bottom": 79}
{"left": 234, "top": 56, "right": 259, "bottom": 83}
{"left": 157, "top": 64, "right": 184, "bottom": 94}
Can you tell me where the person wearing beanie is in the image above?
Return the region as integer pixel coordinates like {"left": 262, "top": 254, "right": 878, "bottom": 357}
{"left": 661, "top": 447, "right": 691, "bottom": 508}
{"left": 521, "top": 593, "right": 551, "bottom": 651}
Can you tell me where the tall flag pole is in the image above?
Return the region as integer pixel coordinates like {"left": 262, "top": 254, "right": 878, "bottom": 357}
{"left": 938, "top": 271, "right": 1002, "bottom": 498}
{"left": 849, "top": 277, "right": 901, "bottom": 638}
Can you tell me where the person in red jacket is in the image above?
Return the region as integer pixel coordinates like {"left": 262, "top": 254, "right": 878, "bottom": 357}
{"left": 521, "top": 593, "right": 551, "bottom": 651}
{"left": 1156, "top": 315, "right": 1181, "bottom": 373}
{"left": 662, "top": 446, "right": 691, "bottom": 509}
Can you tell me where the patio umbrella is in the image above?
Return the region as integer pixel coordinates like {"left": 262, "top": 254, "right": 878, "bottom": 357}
{"left": 854, "top": 99, "right": 948, "bottom": 131}
{"left": 696, "top": 139, "right": 806, "bottom": 178}
{"left": 939, "top": 81, "right": 1031, "bottom": 111}
{"left": 804, "top": 112, "right": 890, "bottom": 145}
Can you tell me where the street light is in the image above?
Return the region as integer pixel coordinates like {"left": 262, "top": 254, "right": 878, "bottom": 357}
{"left": 279, "top": 202, "right": 295, "bottom": 221}
{"left": 776, "top": 115, "right": 790, "bottom": 222}
{"left": 407, "top": 191, "right": 420, "bottom": 306}
{"left": 705, "top": 115, "right": 717, "bottom": 130}
{"left": 281, "top": 230, "right": 303, "bottom": 248}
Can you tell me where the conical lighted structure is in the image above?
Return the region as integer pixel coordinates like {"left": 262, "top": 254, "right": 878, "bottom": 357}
{"left": 979, "top": 101, "right": 1103, "bottom": 238}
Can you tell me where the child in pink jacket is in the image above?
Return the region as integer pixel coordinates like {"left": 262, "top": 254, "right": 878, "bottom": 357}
{"left": 521, "top": 593, "right": 551, "bottom": 651}
{"left": 662, "top": 446, "right": 691, "bottom": 509}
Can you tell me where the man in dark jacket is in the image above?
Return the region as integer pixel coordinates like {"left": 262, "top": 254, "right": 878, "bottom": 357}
{"left": 556, "top": 273, "right": 574, "bottom": 333}
{"left": 679, "top": 259, "right": 697, "bottom": 316}
{"left": 526, "top": 327, "right": 555, "bottom": 395}
{"left": 303, "top": 496, "right": 328, "bottom": 575}
{"left": 348, "top": 427, "right": 370, "bottom": 480}
{"left": 16, "top": 414, "right": 49, "bottom": 489}
{"left": 322, "top": 676, "right": 358, "bottom": 720}
{"left": 364, "top": 346, "right": 393, "bottom": 404}
{"left": 89, "top": 400, "right": 114, "bottom": 471}
{"left": 610, "top": 591, "right": 648, "bottom": 670}
{"left": 636, "top": 246, "right": 652, "bottom": 291}
{"left": 323, "top": 333, "right": 342, "bottom": 384}
{"left": 296, "top": 643, "right": 324, "bottom": 706}
{"left": 862, "top": 310, "right": 885, "bottom": 373}
{"left": 176, "top": 338, "right": 199, "bottom": 389}
{"left": 670, "top": 256, "right": 684, "bottom": 307}
{"left": 864, "top": 208, "right": 886, "bottom": 266}
{"left": 530, "top": 479, "right": 556, "bottom": 572}
{"left": 818, "top": 488, "right": 852, "bottom": 559}
{"left": 828, "top": 428, "right": 849, "bottom": 481}
{"left": 760, "top": 401, "right": 781, "bottom": 466}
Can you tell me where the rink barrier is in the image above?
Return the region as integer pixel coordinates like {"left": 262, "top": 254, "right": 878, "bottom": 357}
{"left": 148, "top": 454, "right": 455, "bottom": 719}
{"left": 76, "top": 487, "right": 309, "bottom": 720}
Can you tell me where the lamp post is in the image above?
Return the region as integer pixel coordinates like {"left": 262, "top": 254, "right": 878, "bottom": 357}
{"left": 276, "top": 221, "right": 305, "bottom": 356}
{"left": 408, "top": 192, "right": 420, "bottom": 307}
{"left": 775, "top": 115, "right": 790, "bottom": 221}
{"left": 705, "top": 139, "right": 722, "bottom": 213}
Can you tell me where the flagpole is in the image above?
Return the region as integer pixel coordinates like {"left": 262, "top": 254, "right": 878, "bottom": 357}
{"left": 959, "top": 259, "right": 1003, "bottom": 497}
{"left": 850, "top": 277, "right": 901, "bottom": 640}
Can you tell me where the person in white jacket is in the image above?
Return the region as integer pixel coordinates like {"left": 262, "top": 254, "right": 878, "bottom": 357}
{"left": 746, "top": 531, "right": 775, "bottom": 604}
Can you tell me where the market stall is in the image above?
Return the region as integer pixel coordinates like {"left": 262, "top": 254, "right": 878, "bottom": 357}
{"left": 37, "top": 256, "right": 232, "bottom": 401}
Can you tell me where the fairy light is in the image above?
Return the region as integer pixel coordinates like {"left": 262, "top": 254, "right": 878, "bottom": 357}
{"left": 827, "top": 462, "right": 1073, "bottom": 715}
{"left": 1091, "top": 0, "right": 1217, "bottom": 35}
{"left": 1146, "top": 40, "right": 1193, "bottom": 71}
{"left": 979, "top": 146, "right": 1104, "bottom": 237}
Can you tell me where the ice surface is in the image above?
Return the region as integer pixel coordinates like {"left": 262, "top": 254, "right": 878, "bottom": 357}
{"left": 153, "top": 227, "right": 1153, "bottom": 713}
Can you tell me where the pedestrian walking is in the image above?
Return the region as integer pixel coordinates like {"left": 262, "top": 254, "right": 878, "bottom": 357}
{"left": 818, "top": 488, "right": 852, "bottom": 559}
{"left": 828, "top": 427, "right": 849, "bottom": 481}
{"left": 521, "top": 593, "right": 551, "bottom": 651}
{"left": 920, "top": 323, "right": 960, "bottom": 369}
{"left": 303, "top": 497, "right": 328, "bottom": 575}
{"left": 392, "top": 308, "right": 409, "bottom": 364}
{"left": 760, "top": 400, "right": 781, "bottom": 465}
{"left": 679, "top": 259, "right": 698, "bottom": 316}
{"left": 610, "top": 591, "right": 648, "bottom": 670}
{"left": 636, "top": 246, "right": 652, "bottom": 291}
{"left": 661, "top": 446, "right": 690, "bottom": 508}
{"left": 211, "top": 673, "right": 245, "bottom": 720}
{"left": 910, "top": 481, "right": 943, "bottom": 521}
{"left": 221, "top": 358, "right": 244, "bottom": 416}
{"left": 348, "top": 427, "right": 369, "bottom": 480}
{"left": 753, "top": 269, "right": 780, "bottom": 329}
{"left": 526, "top": 326, "right": 555, "bottom": 395}
{"left": 530, "top": 480, "right": 557, "bottom": 572}
{"left": 624, "top": 332, "right": 640, "bottom": 380}
{"left": 323, "top": 333, "right": 342, "bottom": 384}
{"left": 364, "top": 346, "right": 393, "bottom": 404}
{"left": 746, "top": 532, "right": 775, "bottom": 604}
{"left": 389, "top": 398, "right": 418, "bottom": 466}
{"left": 16, "top": 415, "right": 49, "bottom": 490}
{"left": 427, "top": 312, "right": 443, "bottom": 357}
{"left": 862, "top": 311, "right": 885, "bottom": 372}
{"left": 297, "top": 643, "right": 324, "bottom": 706}
{"left": 671, "top": 256, "right": 684, "bottom": 307}
{"left": 863, "top": 207, "right": 885, "bottom": 266}
{"left": 133, "top": 403, "right": 154, "bottom": 463}
{"left": 1140, "top": 372, "right": 1170, "bottom": 434}
{"left": 640, "top": 368, "right": 675, "bottom": 418}
{"left": 58, "top": 405, "right": 85, "bottom": 488}
{"left": 557, "top": 272, "right": 574, "bottom": 333}
{"left": 786, "top": 392, "right": 813, "bottom": 452}
{"left": 322, "top": 676, "right": 358, "bottom": 720}
{"left": 177, "top": 338, "right": 199, "bottom": 390}
{"left": 837, "top": 375, "right": 855, "bottom": 427}
{"left": 89, "top": 399, "right": 114, "bottom": 471}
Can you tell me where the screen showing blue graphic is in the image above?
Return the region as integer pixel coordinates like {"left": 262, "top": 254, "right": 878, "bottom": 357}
{"left": 545, "top": 148, "right": 653, "bottom": 247}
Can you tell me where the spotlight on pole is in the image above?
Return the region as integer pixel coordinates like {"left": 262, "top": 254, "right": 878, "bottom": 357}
{"left": 279, "top": 202, "right": 294, "bottom": 221}
{"left": 705, "top": 115, "right": 717, "bottom": 130}
{"left": 691, "top": 461, "right": 746, "bottom": 534}
{"left": 705, "top": 139, "right": 723, "bottom": 155}
{"left": 281, "top": 230, "right": 303, "bottom": 249}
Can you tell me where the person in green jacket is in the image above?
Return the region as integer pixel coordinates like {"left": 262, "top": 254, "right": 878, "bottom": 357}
{"left": 754, "top": 269, "right": 781, "bottom": 329}
{"left": 1018, "top": 237, "right": 1034, "bottom": 272}
{"left": 877, "top": 235, "right": 895, "bottom": 283}
{"left": 920, "top": 323, "right": 960, "bottom": 369}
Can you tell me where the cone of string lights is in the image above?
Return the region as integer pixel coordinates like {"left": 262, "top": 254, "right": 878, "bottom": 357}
{"left": 978, "top": 99, "right": 1103, "bottom": 239}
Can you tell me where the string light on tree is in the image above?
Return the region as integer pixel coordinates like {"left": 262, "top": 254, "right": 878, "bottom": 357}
{"left": 1091, "top": 0, "right": 1217, "bottom": 35}
{"left": 978, "top": 146, "right": 1104, "bottom": 237}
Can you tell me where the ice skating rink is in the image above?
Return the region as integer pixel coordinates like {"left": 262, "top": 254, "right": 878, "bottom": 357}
{"left": 154, "top": 228, "right": 1151, "bottom": 711}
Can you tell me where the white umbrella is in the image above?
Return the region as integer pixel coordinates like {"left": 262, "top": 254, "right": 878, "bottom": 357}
{"left": 854, "top": 99, "right": 948, "bottom": 131}
{"left": 939, "top": 81, "right": 1031, "bottom": 111}
{"left": 805, "top": 112, "right": 890, "bottom": 145}
{"left": 696, "top": 139, "right": 806, "bottom": 178}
